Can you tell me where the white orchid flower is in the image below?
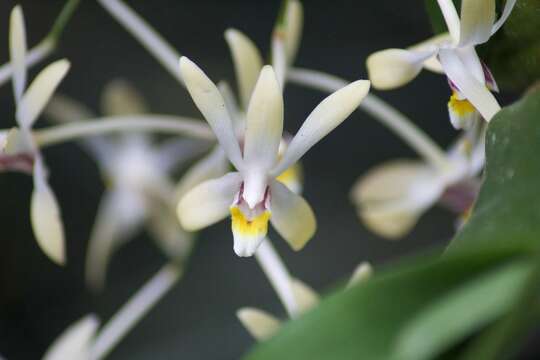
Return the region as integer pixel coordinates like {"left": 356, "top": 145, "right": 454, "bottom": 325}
{"left": 351, "top": 124, "right": 485, "bottom": 239}
{"left": 42, "top": 315, "right": 99, "bottom": 360}
{"left": 45, "top": 80, "right": 205, "bottom": 290}
{"left": 0, "top": 6, "right": 70, "bottom": 264}
{"left": 177, "top": 57, "right": 370, "bottom": 256}
{"left": 367, "top": 0, "right": 516, "bottom": 125}
{"left": 237, "top": 262, "right": 372, "bottom": 341}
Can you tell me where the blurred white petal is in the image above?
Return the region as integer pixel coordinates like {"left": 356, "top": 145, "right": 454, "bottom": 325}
{"left": 43, "top": 315, "right": 99, "bottom": 360}
{"left": 179, "top": 57, "right": 243, "bottom": 170}
{"left": 224, "top": 29, "right": 263, "bottom": 109}
{"left": 458, "top": 0, "right": 495, "bottom": 46}
{"left": 9, "top": 5, "right": 27, "bottom": 104}
{"left": 237, "top": 307, "right": 282, "bottom": 341}
{"left": 437, "top": 0, "right": 461, "bottom": 43}
{"left": 347, "top": 262, "right": 373, "bottom": 288}
{"left": 31, "top": 157, "right": 65, "bottom": 265}
{"left": 16, "top": 59, "right": 70, "bottom": 128}
{"left": 269, "top": 180, "right": 316, "bottom": 251}
{"left": 282, "top": 0, "right": 303, "bottom": 65}
{"left": 272, "top": 80, "right": 369, "bottom": 176}
{"left": 491, "top": 0, "right": 516, "bottom": 34}
{"left": 217, "top": 81, "right": 243, "bottom": 130}
{"left": 177, "top": 172, "right": 242, "bottom": 231}
{"left": 101, "top": 79, "right": 148, "bottom": 115}
{"left": 291, "top": 278, "right": 319, "bottom": 313}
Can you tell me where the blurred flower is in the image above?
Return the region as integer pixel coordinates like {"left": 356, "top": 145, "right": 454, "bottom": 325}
{"left": 46, "top": 80, "right": 206, "bottom": 290}
{"left": 367, "top": 0, "right": 516, "bottom": 125}
{"left": 351, "top": 123, "right": 485, "bottom": 239}
{"left": 237, "top": 262, "right": 372, "bottom": 341}
{"left": 42, "top": 315, "right": 99, "bottom": 360}
{"left": 0, "top": 6, "right": 70, "bottom": 264}
{"left": 177, "top": 57, "right": 370, "bottom": 256}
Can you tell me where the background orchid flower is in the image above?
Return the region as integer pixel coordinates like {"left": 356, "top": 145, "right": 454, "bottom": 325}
{"left": 45, "top": 80, "right": 206, "bottom": 290}
{"left": 0, "top": 6, "right": 70, "bottom": 265}
{"left": 367, "top": 0, "right": 516, "bottom": 124}
{"left": 42, "top": 315, "right": 99, "bottom": 360}
{"left": 351, "top": 123, "right": 485, "bottom": 239}
{"left": 177, "top": 57, "right": 370, "bottom": 256}
{"left": 237, "top": 262, "right": 372, "bottom": 341}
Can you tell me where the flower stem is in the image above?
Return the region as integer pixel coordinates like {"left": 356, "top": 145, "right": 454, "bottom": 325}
{"left": 255, "top": 239, "right": 298, "bottom": 318}
{"left": 34, "top": 115, "right": 215, "bottom": 148}
{"left": 287, "top": 67, "right": 452, "bottom": 172}
{"left": 90, "top": 263, "right": 183, "bottom": 360}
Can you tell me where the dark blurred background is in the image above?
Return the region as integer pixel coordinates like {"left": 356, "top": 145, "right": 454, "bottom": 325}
{"left": 0, "top": 0, "right": 485, "bottom": 358}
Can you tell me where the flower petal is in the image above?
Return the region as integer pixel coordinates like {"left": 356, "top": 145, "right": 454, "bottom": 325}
{"left": 367, "top": 49, "right": 436, "bottom": 90}
{"left": 407, "top": 33, "right": 452, "bottom": 73}
{"left": 269, "top": 180, "right": 316, "bottom": 251}
{"left": 350, "top": 160, "right": 445, "bottom": 239}
{"left": 243, "top": 66, "right": 284, "bottom": 207}
{"left": 43, "top": 315, "right": 99, "bottom": 360}
{"left": 437, "top": 0, "right": 461, "bottom": 44}
{"left": 271, "top": 80, "right": 369, "bottom": 176}
{"left": 16, "top": 59, "right": 70, "bottom": 129}
{"left": 217, "top": 80, "right": 243, "bottom": 130}
{"left": 236, "top": 307, "right": 282, "bottom": 341}
{"left": 9, "top": 5, "right": 27, "bottom": 104}
{"left": 101, "top": 79, "right": 148, "bottom": 115}
{"left": 179, "top": 57, "right": 243, "bottom": 170}
{"left": 177, "top": 172, "right": 241, "bottom": 231}
{"left": 491, "top": 0, "right": 516, "bottom": 34}
{"left": 231, "top": 205, "right": 270, "bottom": 257}
{"left": 291, "top": 278, "right": 319, "bottom": 313}
{"left": 282, "top": 0, "right": 303, "bottom": 65}
{"left": 458, "top": 0, "right": 496, "bottom": 46}
{"left": 224, "top": 29, "right": 264, "bottom": 110}
{"left": 347, "top": 262, "right": 373, "bottom": 288}
{"left": 31, "top": 156, "right": 65, "bottom": 265}
{"left": 439, "top": 49, "right": 500, "bottom": 121}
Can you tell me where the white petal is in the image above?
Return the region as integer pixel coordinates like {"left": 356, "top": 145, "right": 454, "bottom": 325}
{"left": 350, "top": 160, "right": 445, "bottom": 239}
{"left": 271, "top": 80, "right": 370, "bottom": 176}
{"left": 9, "top": 5, "right": 27, "bottom": 104}
{"left": 282, "top": 0, "right": 303, "bottom": 65}
{"left": 271, "top": 38, "right": 287, "bottom": 90}
{"left": 458, "top": 0, "right": 495, "bottom": 46}
{"left": 16, "top": 59, "right": 70, "bottom": 129}
{"left": 43, "top": 314, "right": 99, "bottom": 360}
{"left": 236, "top": 308, "right": 282, "bottom": 341}
{"left": 291, "top": 278, "right": 319, "bottom": 313}
{"left": 175, "top": 145, "right": 230, "bottom": 200}
{"left": 31, "top": 157, "right": 65, "bottom": 265}
{"left": 455, "top": 46, "right": 485, "bottom": 84}
{"left": 367, "top": 49, "right": 436, "bottom": 90}
{"left": 439, "top": 49, "right": 500, "bottom": 121}
{"left": 179, "top": 57, "right": 243, "bottom": 170}
{"left": 217, "top": 80, "right": 242, "bottom": 130}
{"left": 243, "top": 66, "right": 284, "bottom": 207}
{"left": 101, "top": 79, "right": 147, "bottom": 115}
{"left": 346, "top": 262, "right": 373, "bottom": 288}
{"left": 491, "top": 0, "right": 516, "bottom": 34}
{"left": 437, "top": 0, "right": 461, "bottom": 44}
{"left": 407, "top": 33, "right": 452, "bottom": 73}
{"left": 269, "top": 180, "right": 316, "bottom": 251}
{"left": 177, "top": 172, "right": 242, "bottom": 231}
{"left": 224, "top": 29, "right": 264, "bottom": 110}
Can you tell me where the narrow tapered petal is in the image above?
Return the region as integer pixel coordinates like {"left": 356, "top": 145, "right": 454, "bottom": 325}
{"left": 9, "top": 5, "right": 27, "bottom": 104}
{"left": 269, "top": 180, "right": 316, "bottom": 251}
{"left": 491, "top": 0, "right": 516, "bottom": 34}
{"left": 292, "top": 278, "right": 319, "bottom": 313}
{"left": 437, "top": 0, "right": 461, "bottom": 43}
{"left": 101, "top": 79, "right": 148, "bottom": 115}
{"left": 217, "top": 81, "right": 242, "bottom": 130}
{"left": 350, "top": 160, "right": 444, "bottom": 239}
{"left": 347, "top": 262, "right": 373, "bottom": 288}
{"left": 237, "top": 308, "right": 282, "bottom": 341}
{"left": 458, "top": 0, "right": 495, "bottom": 46}
{"left": 243, "top": 66, "right": 284, "bottom": 208}
{"left": 43, "top": 315, "right": 99, "bottom": 360}
{"left": 271, "top": 80, "right": 370, "bottom": 176}
{"left": 224, "top": 29, "right": 264, "bottom": 109}
{"left": 282, "top": 0, "right": 303, "bottom": 65}
{"left": 407, "top": 33, "right": 452, "bottom": 73}
{"left": 177, "top": 172, "right": 242, "bottom": 231}
{"left": 179, "top": 57, "right": 243, "bottom": 170}
{"left": 367, "top": 49, "right": 436, "bottom": 90}
{"left": 439, "top": 49, "right": 500, "bottom": 121}
{"left": 30, "top": 157, "right": 65, "bottom": 265}
{"left": 16, "top": 59, "right": 70, "bottom": 128}
{"left": 455, "top": 46, "right": 485, "bottom": 84}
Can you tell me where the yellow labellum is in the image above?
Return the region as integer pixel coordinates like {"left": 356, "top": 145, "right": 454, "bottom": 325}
{"left": 448, "top": 92, "right": 476, "bottom": 117}
{"left": 230, "top": 206, "right": 271, "bottom": 237}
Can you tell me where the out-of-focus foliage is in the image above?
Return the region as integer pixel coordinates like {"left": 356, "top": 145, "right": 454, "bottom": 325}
{"left": 245, "top": 88, "right": 540, "bottom": 360}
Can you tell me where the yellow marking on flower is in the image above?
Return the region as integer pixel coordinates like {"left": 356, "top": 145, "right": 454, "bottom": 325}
{"left": 448, "top": 92, "right": 475, "bottom": 117}
{"left": 230, "top": 206, "right": 271, "bottom": 237}
{"left": 276, "top": 163, "right": 301, "bottom": 187}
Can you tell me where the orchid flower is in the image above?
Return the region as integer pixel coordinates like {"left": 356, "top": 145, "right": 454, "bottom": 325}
{"left": 45, "top": 80, "right": 205, "bottom": 290}
{"left": 367, "top": 0, "right": 516, "bottom": 126}
{"left": 237, "top": 262, "right": 372, "bottom": 341}
{"left": 177, "top": 57, "right": 370, "bottom": 256}
{"left": 42, "top": 315, "right": 99, "bottom": 360}
{"left": 351, "top": 122, "right": 485, "bottom": 239}
{"left": 0, "top": 6, "right": 70, "bottom": 264}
